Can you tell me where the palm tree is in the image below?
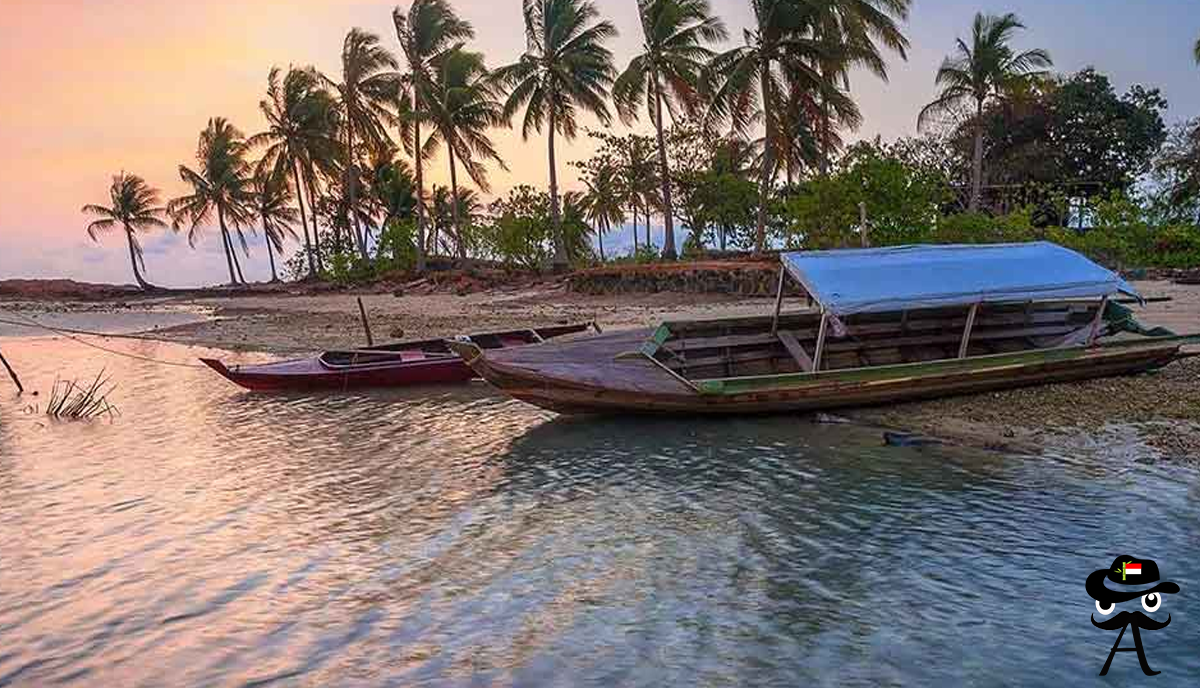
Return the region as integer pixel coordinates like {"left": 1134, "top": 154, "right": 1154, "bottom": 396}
{"left": 614, "top": 0, "right": 726, "bottom": 260}
{"left": 251, "top": 66, "right": 341, "bottom": 279}
{"left": 579, "top": 162, "right": 625, "bottom": 261}
{"left": 810, "top": 0, "right": 910, "bottom": 174}
{"left": 918, "top": 12, "right": 1051, "bottom": 211}
{"left": 168, "top": 117, "right": 255, "bottom": 286}
{"left": 495, "top": 0, "right": 618, "bottom": 270}
{"left": 424, "top": 49, "right": 509, "bottom": 258}
{"left": 327, "top": 29, "right": 401, "bottom": 259}
{"left": 82, "top": 173, "right": 169, "bottom": 290}
{"left": 706, "top": 0, "right": 833, "bottom": 252}
{"left": 249, "top": 170, "right": 301, "bottom": 282}
{"left": 394, "top": 0, "right": 475, "bottom": 271}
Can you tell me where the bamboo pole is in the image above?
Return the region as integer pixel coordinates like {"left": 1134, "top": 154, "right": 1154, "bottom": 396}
{"left": 0, "top": 348, "right": 23, "bottom": 393}
{"left": 770, "top": 267, "right": 787, "bottom": 335}
{"left": 959, "top": 303, "right": 979, "bottom": 359}
{"left": 1088, "top": 295, "right": 1109, "bottom": 346}
{"left": 356, "top": 297, "right": 374, "bottom": 347}
{"left": 813, "top": 312, "right": 830, "bottom": 371}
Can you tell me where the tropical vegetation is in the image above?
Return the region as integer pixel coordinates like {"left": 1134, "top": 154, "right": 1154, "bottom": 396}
{"left": 83, "top": 1, "right": 1200, "bottom": 287}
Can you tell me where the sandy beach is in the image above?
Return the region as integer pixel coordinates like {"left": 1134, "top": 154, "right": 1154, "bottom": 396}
{"left": 3, "top": 279, "right": 1198, "bottom": 459}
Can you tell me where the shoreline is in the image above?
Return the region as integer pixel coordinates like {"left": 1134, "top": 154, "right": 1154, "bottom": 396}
{"left": 4, "top": 279, "right": 1198, "bottom": 459}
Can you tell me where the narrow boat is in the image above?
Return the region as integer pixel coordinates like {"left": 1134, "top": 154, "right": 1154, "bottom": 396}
{"left": 448, "top": 243, "right": 1198, "bottom": 415}
{"left": 201, "top": 323, "right": 596, "bottom": 392}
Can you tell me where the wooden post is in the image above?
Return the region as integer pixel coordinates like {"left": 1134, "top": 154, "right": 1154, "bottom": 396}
{"left": 813, "top": 312, "right": 830, "bottom": 371}
{"left": 770, "top": 267, "right": 787, "bottom": 335}
{"left": 958, "top": 303, "right": 979, "bottom": 359}
{"left": 356, "top": 296, "right": 374, "bottom": 347}
{"left": 859, "top": 202, "right": 870, "bottom": 248}
{"left": 0, "top": 348, "right": 23, "bottom": 394}
{"left": 1088, "top": 295, "right": 1109, "bottom": 346}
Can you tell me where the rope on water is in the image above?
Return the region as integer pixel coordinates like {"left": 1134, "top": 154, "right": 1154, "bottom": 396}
{"left": 0, "top": 313, "right": 210, "bottom": 369}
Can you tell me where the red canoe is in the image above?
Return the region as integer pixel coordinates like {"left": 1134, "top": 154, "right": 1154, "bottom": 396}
{"left": 200, "top": 323, "right": 596, "bottom": 392}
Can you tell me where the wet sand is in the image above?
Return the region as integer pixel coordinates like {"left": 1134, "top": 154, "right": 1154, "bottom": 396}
{"left": 4, "top": 279, "right": 1198, "bottom": 458}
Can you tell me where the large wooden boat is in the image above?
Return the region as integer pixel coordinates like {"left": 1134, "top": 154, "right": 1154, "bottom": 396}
{"left": 448, "top": 243, "right": 1198, "bottom": 415}
{"left": 201, "top": 323, "right": 595, "bottom": 392}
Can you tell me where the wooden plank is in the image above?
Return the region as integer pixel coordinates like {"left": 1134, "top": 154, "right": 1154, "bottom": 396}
{"left": 777, "top": 331, "right": 814, "bottom": 372}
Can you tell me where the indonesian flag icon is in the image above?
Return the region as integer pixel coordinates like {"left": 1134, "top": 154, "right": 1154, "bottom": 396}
{"left": 1115, "top": 562, "right": 1143, "bottom": 580}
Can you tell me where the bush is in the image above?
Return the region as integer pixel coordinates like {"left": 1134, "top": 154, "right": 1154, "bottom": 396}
{"left": 933, "top": 210, "right": 1037, "bottom": 244}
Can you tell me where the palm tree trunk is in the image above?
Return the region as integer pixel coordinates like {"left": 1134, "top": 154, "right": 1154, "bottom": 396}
{"left": 346, "top": 122, "right": 368, "bottom": 260}
{"left": 264, "top": 221, "right": 279, "bottom": 283}
{"left": 598, "top": 219, "right": 606, "bottom": 261}
{"left": 756, "top": 60, "right": 774, "bottom": 254}
{"left": 293, "top": 161, "right": 317, "bottom": 279}
{"left": 230, "top": 233, "right": 247, "bottom": 284}
{"left": 123, "top": 224, "right": 151, "bottom": 290}
{"left": 969, "top": 98, "right": 984, "bottom": 212}
{"left": 414, "top": 102, "right": 427, "bottom": 272}
{"left": 645, "top": 200, "right": 652, "bottom": 249}
{"left": 447, "top": 145, "right": 467, "bottom": 260}
{"left": 216, "top": 205, "right": 238, "bottom": 285}
{"left": 304, "top": 163, "right": 326, "bottom": 273}
{"left": 653, "top": 84, "right": 676, "bottom": 260}
{"left": 548, "top": 111, "right": 566, "bottom": 271}
{"left": 632, "top": 204, "right": 639, "bottom": 253}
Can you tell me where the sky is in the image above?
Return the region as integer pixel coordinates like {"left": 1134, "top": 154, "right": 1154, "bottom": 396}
{"left": 0, "top": 0, "right": 1197, "bottom": 287}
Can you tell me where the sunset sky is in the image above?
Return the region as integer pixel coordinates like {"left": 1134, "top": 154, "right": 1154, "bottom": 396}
{"left": 1, "top": 0, "right": 1197, "bottom": 286}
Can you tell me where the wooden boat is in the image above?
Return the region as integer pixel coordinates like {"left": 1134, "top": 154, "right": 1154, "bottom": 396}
{"left": 200, "top": 323, "right": 595, "bottom": 392}
{"left": 448, "top": 243, "right": 1198, "bottom": 415}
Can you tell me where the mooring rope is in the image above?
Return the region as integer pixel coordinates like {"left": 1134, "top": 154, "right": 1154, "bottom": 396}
{"left": 0, "top": 314, "right": 211, "bottom": 369}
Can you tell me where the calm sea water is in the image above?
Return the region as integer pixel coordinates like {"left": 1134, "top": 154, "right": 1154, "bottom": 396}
{"left": 1, "top": 334, "right": 1198, "bottom": 686}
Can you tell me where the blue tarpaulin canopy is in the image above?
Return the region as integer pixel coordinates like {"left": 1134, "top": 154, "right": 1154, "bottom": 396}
{"left": 780, "top": 242, "right": 1139, "bottom": 316}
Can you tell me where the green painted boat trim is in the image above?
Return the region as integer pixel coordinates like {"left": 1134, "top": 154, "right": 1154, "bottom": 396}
{"left": 638, "top": 324, "right": 672, "bottom": 359}
{"left": 693, "top": 334, "right": 1199, "bottom": 396}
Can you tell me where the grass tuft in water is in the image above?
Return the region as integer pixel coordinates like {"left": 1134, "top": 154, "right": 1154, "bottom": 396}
{"left": 45, "top": 370, "right": 119, "bottom": 421}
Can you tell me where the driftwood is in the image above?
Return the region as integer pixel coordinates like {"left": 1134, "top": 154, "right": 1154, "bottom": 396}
{"left": 0, "top": 348, "right": 22, "bottom": 393}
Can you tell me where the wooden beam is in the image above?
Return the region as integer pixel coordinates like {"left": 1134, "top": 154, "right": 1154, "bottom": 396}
{"left": 770, "top": 267, "right": 786, "bottom": 335}
{"left": 813, "top": 312, "right": 830, "bottom": 371}
{"left": 959, "top": 303, "right": 979, "bottom": 359}
{"left": 777, "top": 331, "right": 814, "bottom": 372}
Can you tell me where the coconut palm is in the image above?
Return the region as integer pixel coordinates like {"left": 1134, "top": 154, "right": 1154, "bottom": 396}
{"left": 393, "top": 0, "right": 475, "bottom": 271}
{"left": 918, "top": 12, "right": 1052, "bottom": 211}
{"left": 579, "top": 162, "right": 625, "bottom": 261}
{"left": 424, "top": 49, "right": 509, "bottom": 258}
{"left": 326, "top": 29, "right": 401, "bottom": 259}
{"left": 251, "top": 66, "right": 341, "bottom": 279}
{"left": 614, "top": 0, "right": 727, "bottom": 260}
{"left": 809, "top": 0, "right": 910, "bottom": 173}
{"left": 168, "top": 118, "right": 255, "bottom": 286}
{"left": 249, "top": 171, "right": 301, "bottom": 282}
{"left": 495, "top": 0, "right": 618, "bottom": 270}
{"left": 706, "top": 0, "right": 834, "bottom": 252}
{"left": 82, "top": 173, "right": 169, "bottom": 290}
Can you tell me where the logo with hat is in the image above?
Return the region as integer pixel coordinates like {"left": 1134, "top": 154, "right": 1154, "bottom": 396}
{"left": 1086, "top": 555, "right": 1179, "bottom": 676}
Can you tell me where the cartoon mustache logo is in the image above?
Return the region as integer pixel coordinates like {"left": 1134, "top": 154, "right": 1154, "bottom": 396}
{"left": 1091, "top": 610, "right": 1172, "bottom": 632}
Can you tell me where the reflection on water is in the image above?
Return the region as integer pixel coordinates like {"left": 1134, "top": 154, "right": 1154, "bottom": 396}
{"left": 0, "top": 336, "right": 1197, "bottom": 686}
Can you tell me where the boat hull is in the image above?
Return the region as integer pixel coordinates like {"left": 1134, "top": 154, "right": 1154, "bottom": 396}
{"left": 454, "top": 338, "right": 1182, "bottom": 415}
{"left": 201, "top": 323, "right": 595, "bottom": 392}
{"left": 201, "top": 355, "right": 475, "bottom": 392}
